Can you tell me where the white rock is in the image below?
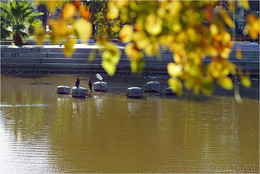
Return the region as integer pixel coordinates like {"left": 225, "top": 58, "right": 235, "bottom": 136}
{"left": 57, "top": 86, "right": 70, "bottom": 94}
{"left": 127, "top": 87, "right": 143, "bottom": 98}
{"left": 72, "top": 87, "right": 86, "bottom": 97}
{"left": 94, "top": 81, "right": 107, "bottom": 91}
{"left": 144, "top": 81, "right": 161, "bottom": 92}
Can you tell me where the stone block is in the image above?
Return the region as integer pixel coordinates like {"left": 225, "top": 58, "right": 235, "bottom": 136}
{"left": 127, "top": 87, "right": 143, "bottom": 98}
{"left": 72, "top": 87, "right": 86, "bottom": 97}
{"left": 144, "top": 81, "right": 161, "bottom": 92}
{"left": 57, "top": 86, "right": 70, "bottom": 94}
{"left": 94, "top": 81, "right": 107, "bottom": 91}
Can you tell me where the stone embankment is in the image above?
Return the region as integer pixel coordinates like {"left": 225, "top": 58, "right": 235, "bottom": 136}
{"left": 1, "top": 42, "right": 259, "bottom": 76}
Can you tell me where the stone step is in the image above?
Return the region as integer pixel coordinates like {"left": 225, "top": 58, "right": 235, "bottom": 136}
{"left": 1, "top": 62, "right": 131, "bottom": 73}
{"left": 2, "top": 56, "right": 258, "bottom": 65}
{"left": 1, "top": 45, "right": 259, "bottom": 56}
{"left": 0, "top": 58, "right": 173, "bottom": 66}
{"left": 2, "top": 59, "right": 258, "bottom": 68}
{"left": 1, "top": 43, "right": 259, "bottom": 75}
{"left": 1, "top": 52, "right": 259, "bottom": 62}
{"left": 2, "top": 60, "right": 258, "bottom": 75}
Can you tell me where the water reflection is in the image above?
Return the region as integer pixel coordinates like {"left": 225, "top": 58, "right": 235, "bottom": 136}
{"left": 0, "top": 74, "right": 259, "bottom": 173}
{"left": 93, "top": 95, "right": 106, "bottom": 117}
{"left": 127, "top": 99, "right": 142, "bottom": 116}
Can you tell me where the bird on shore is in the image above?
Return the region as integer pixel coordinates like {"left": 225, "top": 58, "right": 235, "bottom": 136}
{"left": 89, "top": 79, "right": 92, "bottom": 92}
{"left": 75, "top": 78, "right": 80, "bottom": 88}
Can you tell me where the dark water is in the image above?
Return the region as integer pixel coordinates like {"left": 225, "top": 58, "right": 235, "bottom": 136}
{"left": 0, "top": 74, "right": 259, "bottom": 173}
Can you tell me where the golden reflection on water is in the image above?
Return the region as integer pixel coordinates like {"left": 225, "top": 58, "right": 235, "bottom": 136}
{"left": 0, "top": 74, "right": 259, "bottom": 173}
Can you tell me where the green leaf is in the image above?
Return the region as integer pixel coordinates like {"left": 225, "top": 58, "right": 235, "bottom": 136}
{"left": 201, "top": 80, "right": 214, "bottom": 95}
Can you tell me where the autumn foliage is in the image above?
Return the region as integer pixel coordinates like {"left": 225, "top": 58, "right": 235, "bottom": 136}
{"left": 34, "top": 0, "right": 259, "bottom": 96}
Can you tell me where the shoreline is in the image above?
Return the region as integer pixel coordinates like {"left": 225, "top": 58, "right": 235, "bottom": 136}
{"left": 1, "top": 72, "right": 259, "bottom": 101}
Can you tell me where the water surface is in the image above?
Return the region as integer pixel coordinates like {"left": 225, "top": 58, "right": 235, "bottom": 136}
{"left": 0, "top": 74, "right": 259, "bottom": 173}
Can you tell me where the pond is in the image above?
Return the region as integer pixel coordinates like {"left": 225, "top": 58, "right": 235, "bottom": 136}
{"left": 0, "top": 74, "right": 259, "bottom": 173}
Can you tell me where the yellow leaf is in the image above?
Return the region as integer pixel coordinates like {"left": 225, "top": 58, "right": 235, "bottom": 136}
{"left": 207, "top": 46, "right": 218, "bottom": 57}
{"left": 241, "top": 76, "right": 251, "bottom": 88}
{"left": 34, "top": 27, "right": 45, "bottom": 45}
{"left": 184, "top": 78, "right": 194, "bottom": 90}
{"left": 193, "top": 83, "right": 201, "bottom": 95}
{"left": 107, "top": 6, "right": 119, "bottom": 19}
{"left": 45, "top": 1, "right": 56, "bottom": 14}
{"left": 101, "top": 43, "right": 121, "bottom": 76}
{"left": 221, "top": 31, "right": 231, "bottom": 45}
{"left": 223, "top": 60, "right": 236, "bottom": 75}
{"left": 172, "top": 22, "right": 182, "bottom": 32}
{"left": 57, "top": 19, "right": 67, "bottom": 37}
{"left": 130, "top": 59, "right": 145, "bottom": 74}
{"left": 79, "top": 5, "right": 90, "bottom": 19}
{"left": 119, "top": 25, "right": 134, "bottom": 43}
{"left": 218, "top": 76, "right": 233, "bottom": 90}
{"left": 210, "top": 24, "right": 218, "bottom": 35}
{"left": 189, "top": 64, "right": 201, "bottom": 76}
{"left": 48, "top": 18, "right": 67, "bottom": 43}
{"left": 63, "top": 39, "right": 76, "bottom": 57}
{"left": 227, "top": 0, "right": 235, "bottom": 12}
{"left": 220, "top": 9, "right": 234, "bottom": 28}
{"left": 145, "top": 13, "right": 162, "bottom": 36}
{"left": 62, "top": 3, "right": 76, "bottom": 19}
{"left": 168, "top": 1, "right": 182, "bottom": 17}
{"left": 102, "top": 43, "right": 121, "bottom": 64}
{"left": 133, "top": 32, "right": 149, "bottom": 49}
{"left": 125, "top": 43, "right": 143, "bottom": 61}
{"left": 45, "top": 1, "right": 63, "bottom": 14}
{"left": 168, "top": 62, "right": 182, "bottom": 77}
{"left": 112, "top": 25, "right": 120, "bottom": 33}
{"left": 245, "top": 14, "right": 260, "bottom": 40}
{"left": 168, "top": 77, "right": 183, "bottom": 96}
{"left": 239, "top": 0, "right": 250, "bottom": 10}
{"left": 88, "top": 50, "right": 96, "bottom": 62}
{"left": 102, "top": 60, "right": 116, "bottom": 76}
{"left": 236, "top": 47, "right": 242, "bottom": 59}
{"left": 74, "top": 18, "right": 92, "bottom": 43}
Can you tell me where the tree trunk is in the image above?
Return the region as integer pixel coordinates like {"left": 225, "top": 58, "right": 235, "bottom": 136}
{"left": 14, "top": 32, "right": 23, "bottom": 46}
{"left": 37, "top": 4, "right": 49, "bottom": 32}
{"left": 90, "top": 0, "right": 95, "bottom": 37}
